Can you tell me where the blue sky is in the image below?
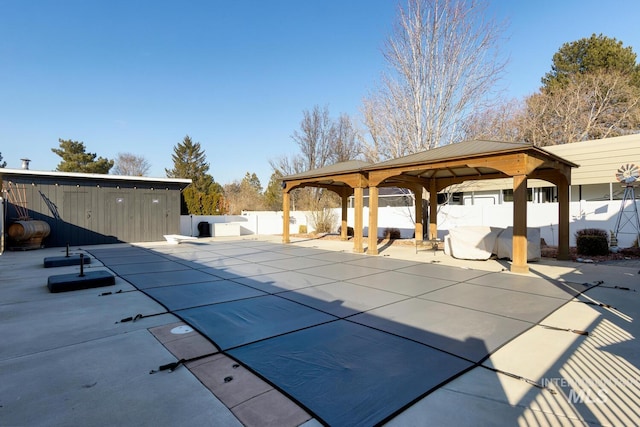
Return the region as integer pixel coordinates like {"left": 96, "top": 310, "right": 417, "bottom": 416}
{"left": 2, "top": 0, "right": 639, "bottom": 186}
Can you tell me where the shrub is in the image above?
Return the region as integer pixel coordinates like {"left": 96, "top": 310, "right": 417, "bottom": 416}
{"left": 298, "top": 225, "right": 307, "bottom": 234}
{"left": 383, "top": 228, "right": 401, "bottom": 239}
{"left": 310, "top": 208, "right": 335, "bottom": 234}
{"left": 575, "top": 228, "right": 609, "bottom": 256}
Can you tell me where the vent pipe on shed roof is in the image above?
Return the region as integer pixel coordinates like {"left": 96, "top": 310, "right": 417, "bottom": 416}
{"left": 21, "top": 158, "right": 30, "bottom": 170}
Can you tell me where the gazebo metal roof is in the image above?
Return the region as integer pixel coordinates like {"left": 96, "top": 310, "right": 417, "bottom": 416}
{"left": 282, "top": 140, "right": 578, "bottom": 188}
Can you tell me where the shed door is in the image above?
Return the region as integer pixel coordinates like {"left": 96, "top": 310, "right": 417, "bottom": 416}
{"left": 107, "top": 193, "right": 131, "bottom": 242}
{"left": 63, "top": 191, "right": 91, "bottom": 245}
{"left": 142, "top": 193, "right": 167, "bottom": 241}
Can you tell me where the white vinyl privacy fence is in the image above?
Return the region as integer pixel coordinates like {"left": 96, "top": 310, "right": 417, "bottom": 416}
{"left": 181, "top": 199, "right": 640, "bottom": 248}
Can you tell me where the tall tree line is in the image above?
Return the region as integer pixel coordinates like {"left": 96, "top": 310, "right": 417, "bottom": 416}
{"left": 465, "top": 33, "right": 640, "bottom": 145}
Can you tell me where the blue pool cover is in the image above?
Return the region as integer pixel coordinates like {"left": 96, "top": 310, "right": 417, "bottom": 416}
{"left": 89, "top": 241, "right": 588, "bottom": 426}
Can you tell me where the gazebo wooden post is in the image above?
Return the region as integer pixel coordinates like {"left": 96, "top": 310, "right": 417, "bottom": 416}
{"left": 557, "top": 178, "right": 571, "bottom": 260}
{"left": 511, "top": 174, "right": 529, "bottom": 274}
{"left": 340, "top": 188, "right": 349, "bottom": 241}
{"left": 413, "top": 185, "right": 423, "bottom": 244}
{"left": 282, "top": 190, "right": 290, "bottom": 244}
{"left": 429, "top": 180, "right": 438, "bottom": 240}
{"left": 367, "top": 186, "right": 379, "bottom": 255}
{"left": 353, "top": 186, "right": 364, "bottom": 253}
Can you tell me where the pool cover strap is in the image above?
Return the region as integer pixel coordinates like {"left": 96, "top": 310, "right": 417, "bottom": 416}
{"left": 581, "top": 301, "right": 617, "bottom": 310}
{"left": 597, "top": 285, "right": 635, "bottom": 292}
{"left": 149, "top": 351, "right": 220, "bottom": 374}
{"left": 483, "top": 366, "right": 557, "bottom": 394}
{"left": 116, "top": 312, "right": 166, "bottom": 324}
{"left": 540, "top": 324, "right": 589, "bottom": 336}
{"left": 149, "top": 359, "right": 186, "bottom": 374}
{"left": 99, "top": 289, "right": 133, "bottom": 296}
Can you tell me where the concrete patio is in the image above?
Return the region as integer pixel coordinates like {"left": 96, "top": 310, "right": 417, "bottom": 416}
{"left": 1, "top": 236, "right": 638, "bottom": 426}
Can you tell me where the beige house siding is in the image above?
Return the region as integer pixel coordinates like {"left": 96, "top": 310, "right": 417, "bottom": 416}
{"left": 546, "top": 134, "right": 640, "bottom": 185}
{"left": 458, "top": 134, "right": 640, "bottom": 193}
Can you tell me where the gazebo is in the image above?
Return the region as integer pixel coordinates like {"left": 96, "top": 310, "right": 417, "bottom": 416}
{"left": 281, "top": 140, "right": 578, "bottom": 274}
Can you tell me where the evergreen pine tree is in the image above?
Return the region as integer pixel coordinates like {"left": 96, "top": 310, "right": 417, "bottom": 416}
{"left": 165, "top": 135, "right": 214, "bottom": 193}
{"left": 51, "top": 139, "right": 113, "bottom": 173}
{"left": 166, "top": 135, "right": 224, "bottom": 214}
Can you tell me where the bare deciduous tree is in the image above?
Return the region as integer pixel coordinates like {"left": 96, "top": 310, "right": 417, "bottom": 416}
{"left": 291, "top": 105, "right": 335, "bottom": 171}
{"left": 363, "top": 0, "right": 507, "bottom": 160}
{"left": 462, "top": 98, "right": 524, "bottom": 142}
{"left": 272, "top": 105, "right": 363, "bottom": 175}
{"left": 271, "top": 106, "right": 362, "bottom": 211}
{"left": 112, "top": 152, "right": 151, "bottom": 176}
{"left": 333, "top": 113, "right": 362, "bottom": 163}
{"left": 269, "top": 154, "right": 305, "bottom": 177}
{"left": 519, "top": 70, "right": 640, "bottom": 146}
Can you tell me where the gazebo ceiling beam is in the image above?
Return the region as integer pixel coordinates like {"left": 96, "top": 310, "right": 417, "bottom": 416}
{"left": 380, "top": 174, "right": 430, "bottom": 188}
{"left": 283, "top": 173, "right": 368, "bottom": 192}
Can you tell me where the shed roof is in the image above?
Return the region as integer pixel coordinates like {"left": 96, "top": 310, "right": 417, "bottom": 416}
{"left": 0, "top": 168, "right": 191, "bottom": 187}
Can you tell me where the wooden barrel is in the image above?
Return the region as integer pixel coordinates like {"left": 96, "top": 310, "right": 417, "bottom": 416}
{"left": 8, "top": 220, "right": 51, "bottom": 242}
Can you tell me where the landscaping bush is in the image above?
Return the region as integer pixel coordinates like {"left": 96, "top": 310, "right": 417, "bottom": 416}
{"left": 575, "top": 228, "right": 609, "bottom": 256}
{"left": 307, "top": 191, "right": 337, "bottom": 235}
{"left": 383, "top": 228, "right": 401, "bottom": 239}
{"left": 311, "top": 209, "right": 335, "bottom": 233}
{"left": 298, "top": 225, "right": 307, "bottom": 234}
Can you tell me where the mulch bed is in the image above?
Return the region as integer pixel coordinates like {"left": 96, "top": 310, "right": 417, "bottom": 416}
{"left": 540, "top": 245, "right": 640, "bottom": 262}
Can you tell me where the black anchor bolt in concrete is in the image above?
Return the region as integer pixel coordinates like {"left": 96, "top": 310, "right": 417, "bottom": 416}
{"left": 79, "top": 254, "right": 85, "bottom": 277}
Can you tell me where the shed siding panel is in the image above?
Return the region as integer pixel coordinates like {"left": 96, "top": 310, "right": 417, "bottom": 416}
{"left": 1, "top": 174, "right": 186, "bottom": 247}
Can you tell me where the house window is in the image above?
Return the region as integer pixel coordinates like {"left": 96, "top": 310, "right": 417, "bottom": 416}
{"left": 437, "top": 192, "right": 463, "bottom": 205}
{"left": 540, "top": 187, "right": 555, "bottom": 202}
{"left": 502, "top": 189, "right": 533, "bottom": 202}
